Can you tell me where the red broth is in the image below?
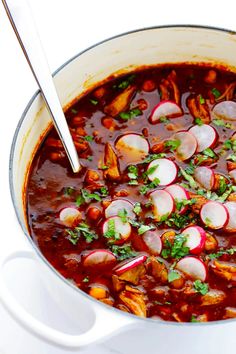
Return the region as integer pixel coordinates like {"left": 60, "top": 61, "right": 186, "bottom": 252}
{"left": 26, "top": 64, "right": 236, "bottom": 322}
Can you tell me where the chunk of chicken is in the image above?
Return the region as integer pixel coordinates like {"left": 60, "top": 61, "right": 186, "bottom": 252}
{"left": 119, "top": 290, "right": 147, "bottom": 317}
{"left": 103, "top": 143, "right": 120, "bottom": 181}
{"left": 227, "top": 161, "right": 236, "bottom": 172}
{"left": 201, "top": 290, "right": 226, "bottom": 306}
{"left": 213, "top": 174, "right": 228, "bottom": 191}
{"left": 217, "top": 82, "right": 236, "bottom": 101}
{"left": 104, "top": 86, "right": 136, "bottom": 117}
{"left": 118, "top": 264, "right": 146, "bottom": 285}
{"left": 159, "top": 70, "right": 180, "bottom": 105}
{"left": 227, "top": 193, "right": 236, "bottom": 202}
{"left": 224, "top": 307, "right": 236, "bottom": 319}
{"left": 211, "top": 260, "right": 236, "bottom": 281}
{"left": 188, "top": 192, "right": 208, "bottom": 214}
{"left": 112, "top": 274, "right": 125, "bottom": 292}
{"left": 148, "top": 256, "right": 168, "bottom": 284}
{"left": 187, "top": 95, "right": 211, "bottom": 124}
{"left": 205, "top": 233, "right": 218, "bottom": 252}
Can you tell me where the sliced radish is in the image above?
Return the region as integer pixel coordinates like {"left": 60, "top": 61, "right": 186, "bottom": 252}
{"left": 103, "top": 216, "right": 131, "bottom": 243}
{"left": 150, "top": 189, "right": 174, "bottom": 221}
{"left": 142, "top": 230, "right": 163, "bottom": 255}
{"left": 114, "top": 255, "right": 147, "bottom": 275}
{"left": 224, "top": 202, "right": 236, "bottom": 232}
{"left": 176, "top": 256, "right": 207, "bottom": 281}
{"left": 200, "top": 201, "right": 229, "bottom": 229}
{"left": 189, "top": 124, "right": 218, "bottom": 152}
{"left": 212, "top": 101, "right": 236, "bottom": 121}
{"left": 182, "top": 226, "right": 206, "bottom": 255}
{"left": 83, "top": 249, "right": 117, "bottom": 268}
{"left": 59, "top": 207, "right": 81, "bottom": 227}
{"left": 194, "top": 166, "right": 215, "bottom": 190}
{"left": 165, "top": 184, "right": 190, "bottom": 214}
{"left": 105, "top": 199, "right": 135, "bottom": 220}
{"left": 172, "top": 131, "right": 197, "bottom": 160}
{"left": 229, "top": 169, "right": 236, "bottom": 183}
{"left": 150, "top": 100, "right": 183, "bottom": 124}
{"left": 115, "top": 133, "right": 149, "bottom": 163}
{"left": 147, "top": 158, "right": 178, "bottom": 186}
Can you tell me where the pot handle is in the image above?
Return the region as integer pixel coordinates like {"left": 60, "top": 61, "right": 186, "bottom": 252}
{"left": 0, "top": 250, "right": 136, "bottom": 349}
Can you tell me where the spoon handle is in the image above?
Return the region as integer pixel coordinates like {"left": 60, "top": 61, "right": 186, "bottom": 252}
{"left": 2, "top": 0, "right": 81, "bottom": 173}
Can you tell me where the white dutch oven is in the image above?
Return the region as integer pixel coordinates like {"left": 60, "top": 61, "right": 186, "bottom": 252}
{"left": 2, "top": 25, "right": 236, "bottom": 354}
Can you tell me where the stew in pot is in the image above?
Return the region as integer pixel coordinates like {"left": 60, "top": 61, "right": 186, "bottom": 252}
{"left": 26, "top": 64, "right": 236, "bottom": 322}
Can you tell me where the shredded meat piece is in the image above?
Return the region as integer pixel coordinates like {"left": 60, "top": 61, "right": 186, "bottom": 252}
{"left": 103, "top": 143, "right": 120, "bottom": 181}
{"left": 196, "top": 313, "right": 208, "bottom": 322}
{"left": 94, "top": 86, "right": 106, "bottom": 99}
{"left": 151, "top": 142, "right": 165, "bottom": 154}
{"left": 119, "top": 290, "right": 147, "bottom": 317}
{"left": 112, "top": 275, "right": 125, "bottom": 292}
{"left": 187, "top": 95, "right": 211, "bottom": 124}
{"left": 201, "top": 290, "right": 226, "bottom": 306}
{"left": 85, "top": 170, "right": 100, "bottom": 184}
{"left": 167, "top": 70, "right": 180, "bottom": 105}
{"left": 189, "top": 192, "right": 208, "bottom": 214}
{"left": 211, "top": 260, "right": 236, "bottom": 281}
{"left": 116, "top": 303, "right": 130, "bottom": 313}
{"left": 150, "top": 286, "right": 170, "bottom": 301}
{"left": 162, "top": 230, "right": 176, "bottom": 245}
{"left": 102, "top": 117, "right": 117, "bottom": 130}
{"left": 205, "top": 233, "right": 218, "bottom": 252}
{"left": 159, "top": 71, "right": 180, "bottom": 105}
{"left": 159, "top": 79, "right": 170, "bottom": 101}
{"left": 216, "top": 82, "right": 236, "bottom": 101}
{"left": 104, "top": 86, "right": 136, "bottom": 117}
{"left": 224, "top": 307, "right": 236, "bottom": 319}
{"left": 227, "top": 161, "right": 236, "bottom": 172}
{"left": 118, "top": 264, "right": 146, "bottom": 285}
{"left": 147, "top": 256, "right": 168, "bottom": 284}
{"left": 227, "top": 193, "right": 236, "bottom": 202}
{"left": 213, "top": 174, "right": 228, "bottom": 191}
{"left": 204, "top": 70, "right": 217, "bottom": 84}
{"left": 46, "top": 138, "right": 63, "bottom": 148}
{"left": 172, "top": 312, "right": 183, "bottom": 322}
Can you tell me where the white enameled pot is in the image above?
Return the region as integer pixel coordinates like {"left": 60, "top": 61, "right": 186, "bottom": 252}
{"left": 3, "top": 25, "right": 236, "bottom": 354}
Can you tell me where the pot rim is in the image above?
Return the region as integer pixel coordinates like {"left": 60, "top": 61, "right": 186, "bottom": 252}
{"left": 9, "top": 24, "right": 236, "bottom": 327}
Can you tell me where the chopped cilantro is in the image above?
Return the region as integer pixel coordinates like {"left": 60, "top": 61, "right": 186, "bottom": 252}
{"left": 115, "top": 74, "right": 136, "bottom": 90}
{"left": 204, "top": 217, "right": 212, "bottom": 226}
{"left": 89, "top": 98, "right": 98, "bottom": 105}
{"left": 190, "top": 315, "right": 199, "bottom": 323}
{"left": 193, "top": 280, "right": 209, "bottom": 295}
{"left": 81, "top": 189, "right": 102, "bottom": 202}
{"left": 100, "top": 186, "right": 109, "bottom": 197}
{"left": 208, "top": 248, "right": 236, "bottom": 259}
{"left": 104, "top": 219, "right": 120, "bottom": 240}
{"left": 82, "top": 276, "right": 90, "bottom": 283}
{"left": 110, "top": 244, "right": 137, "bottom": 261}
{"left": 227, "top": 154, "right": 236, "bottom": 162}
{"left": 203, "top": 148, "right": 216, "bottom": 158}
{"left": 138, "top": 224, "right": 155, "bottom": 235}
{"left": 180, "top": 167, "right": 198, "bottom": 189}
{"left": 76, "top": 195, "right": 85, "bottom": 207}
{"left": 146, "top": 164, "right": 158, "bottom": 176}
{"left": 142, "top": 153, "right": 166, "bottom": 164}
{"left": 175, "top": 198, "right": 196, "bottom": 211}
{"left": 199, "top": 95, "right": 205, "bottom": 105}
{"left": 128, "top": 180, "right": 139, "bottom": 185}
{"left": 64, "top": 186, "right": 75, "bottom": 196}
{"left": 100, "top": 165, "right": 109, "bottom": 170}
{"left": 211, "top": 88, "right": 221, "bottom": 99}
{"left": 218, "top": 176, "right": 227, "bottom": 195}
{"left": 164, "top": 139, "right": 181, "bottom": 152}
{"left": 84, "top": 135, "right": 94, "bottom": 142}
{"left": 168, "top": 270, "right": 181, "bottom": 283}
{"left": 139, "top": 178, "right": 160, "bottom": 194}
{"left": 71, "top": 108, "right": 78, "bottom": 114}
{"left": 160, "top": 116, "right": 170, "bottom": 124}
{"left": 128, "top": 165, "right": 138, "bottom": 180}
{"left": 133, "top": 202, "right": 142, "bottom": 215}
{"left": 119, "top": 109, "right": 142, "bottom": 120}
{"left": 212, "top": 119, "right": 233, "bottom": 129}
{"left": 66, "top": 223, "right": 98, "bottom": 244}
{"left": 118, "top": 209, "right": 128, "bottom": 223}
{"left": 87, "top": 156, "right": 93, "bottom": 161}
{"left": 162, "top": 233, "right": 189, "bottom": 259}
{"left": 195, "top": 118, "right": 203, "bottom": 126}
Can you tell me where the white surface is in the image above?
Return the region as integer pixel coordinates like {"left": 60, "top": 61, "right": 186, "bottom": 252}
{"left": 0, "top": 0, "right": 236, "bottom": 353}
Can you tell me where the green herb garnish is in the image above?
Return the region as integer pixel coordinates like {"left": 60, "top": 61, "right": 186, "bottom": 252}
{"left": 89, "top": 98, "right": 98, "bottom": 105}
{"left": 115, "top": 74, "right": 136, "bottom": 90}
{"left": 208, "top": 248, "right": 236, "bottom": 259}
{"left": 190, "top": 315, "right": 200, "bottom": 323}
{"left": 110, "top": 244, "right": 137, "bottom": 261}
{"left": 168, "top": 270, "right": 181, "bottom": 283}
{"left": 118, "top": 209, "right": 128, "bottom": 223}
{"left": 128, "top": 165, "right": 138, "bottom": 180}
{"left": 82, "top": 276, "right": 90, "bottom": 283}
{"left": 66, "top": 223, "right": 98, "bottom": 245}
{"left": 104, "top": 219, "right": 120, "bottom": 240}
{"left": 164, "top": 139, "right": 181, "bottom": 152}
{"left": 139, "top": 178, "right": 160, "bottom": 195}
{"left": 212, "top": 119, "right": 233, "bottom": 129}
{"left": 195, "top": 118, "right": 203, "bottom": 126}
{"left": 133, "top": 202, "right": 142, "bottom": 215}
{"left": 100, "top": 186, "right": 109, "bottom": 197}
{"left": 211, "top": 88, "right": 221, "bottom": 99}
{"left": 64, "top": 186, "right": 75, "bottom": 196}
{"left": 162, "top": 233, "right": 189, "bottom": 259}
{"left": 119, "top": 108, "right": 142, "bottom": 120}
{"left": 199, "top": 95, "right": 205, "bottom": 104}
{"left": 138, "top": 224, "right": 155, "bottom": 235}
{"left": 193, "top": 280, "right": 209, "bottom": 295}
{"left": 203, "top": 148, "right": 216, "bottom": 158}
{"left": 142, "top": 153, "right": 166, "bottom": 164}
{"left": 160, "top": 116, "right": 170, "bottom": 124}
{"left": 180, "top": 167, "right": 198, "bottom": 189}
{"left": 84, "top": 135, "right": 94, "bottom": 142}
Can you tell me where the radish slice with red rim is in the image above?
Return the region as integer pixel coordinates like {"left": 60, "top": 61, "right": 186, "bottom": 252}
{"left": 114, "top": 255, "right": 147, "bottom": 275}
{"left": 115, "top": 133, "right": 149, "bottom": 163}
{"left": 103, "top": 216, "right": 132, "bottom": 243}
{"left": 83, "top": 249, "right": 117, "bottom": 268}
{"left": 59, "top": 207, "right": 81, "bottom": 227}
{"left": 182, "top": 226, "right": 206, "bottom": 255}
{"left": 200, "top": 201, "right": 229, "bottom": 229}
{"left": 150, "top": 189, "right": 174, "bottom": 221}
{"left": 172, "top": 131, "right": 197, "bottom": 160}
{"left": 189, "top": 124, "right": 218, "bottom": 152}
{"left": 224, "top": 202, "right": 236, "bottom": 232}
{"left": 165, "top": 184, "right": 190, "bottom": 214}
{"left": 194, "top": 166, "right": 215, "bottom": 190}
{"left": 142, "top": 230, "right": 163, "bottom": 255}
{"left": 150, "top": 100, "right": 183, "bottom": 124}
{"left": 147, "top": 158, "right": 178, "bottom": 186}
{"left": 105, "top": 199, "right": 135, "bottom": 219}
{"left": 229, "top": 169, "right": 236, "bottom": 183}
{"left": 176, "top": 256, "right": 207, "bottom": 281}
{"left": 212, "top": 101, "right": 236, "bottom": 121}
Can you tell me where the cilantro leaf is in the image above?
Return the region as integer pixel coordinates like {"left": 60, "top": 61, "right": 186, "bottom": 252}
{"left": 211, "top": 88, "right": 221, "bottom": 99}
{"left": 161, "top": 233, "right": 189, "bottom": 259}
{"left": 119, "top": 109, "right": 142, "bottom": 120}
{"left": 104, "top": 219, "right": 120, "bottom": 241}
{"left": 212, "top": 119, "right": 233, "bottom": 129}
{"left": 110, "top": 244, "right": 137, "bottom": 261}
{"left": 195, "top": 118, "right": 203, "bottom": 126}
{"left": 84, "top": 135, "right": 94, "bottom": 142}
{"left": 203, "top": 148, "right": 216, "bottom": 158}
{"left": 118, "top": 209, "right": 128, "bottom": 223}
{"left": 142, "top": 153, "right": 166, "bottom": 164}
{"left": 193, "top": 280, "right": 209, "bottom": 295}
{"left": 168, "top": 270, "right": 181, "bottom": 283}
{"left": 66, "top": 223, "right": 98, "bottom": 245}
{"left": 133, "top": 202, "right": 142, "bottom": 215}
{"left": 164, "top": 139, "right": 181, "bottom": 152}
{"left": 138, "top": 224, "right": 155, "bottom": 235}
{"left": 180, "top": 167, "right": 198, "bottom": 189}
{"left": 139, "top": 178, "right": 160, "bottom": 195}
{"left": 90, "top": 98, "right": 98, "bottom": 105}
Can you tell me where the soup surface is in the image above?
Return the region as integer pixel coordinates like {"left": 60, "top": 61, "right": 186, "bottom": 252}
{"left": 27, "top": 64, "right": 236, "bottom": 322}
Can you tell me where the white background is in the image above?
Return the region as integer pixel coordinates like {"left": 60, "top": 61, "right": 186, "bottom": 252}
{"left": 0, "top": 0, "right": 236, "bottom": 353}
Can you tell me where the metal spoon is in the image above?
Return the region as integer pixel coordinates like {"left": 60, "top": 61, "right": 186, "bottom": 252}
{"left": 2, "top": 0, "right": 81, "bottom": 173}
